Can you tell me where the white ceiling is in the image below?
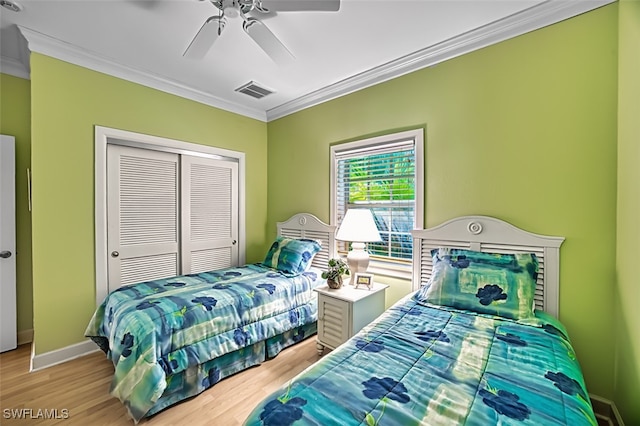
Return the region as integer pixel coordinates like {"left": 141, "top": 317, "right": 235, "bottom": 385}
{"left": 0, "top": 0, "right": 611, "bottom": 121}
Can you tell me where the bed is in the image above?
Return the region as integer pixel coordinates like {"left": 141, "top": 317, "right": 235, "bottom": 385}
{"left": 244, "top": 216, "right": 598, "bottom": 425}
{"left": 85, "top": 213, "right": 336, "bottom": 423}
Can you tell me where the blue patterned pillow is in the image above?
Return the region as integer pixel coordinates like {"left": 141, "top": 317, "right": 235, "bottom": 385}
{"left": 262, "top": 237, "right": 322, "bottom": 277}
{"left": 414, "top": 248, "right": 539, "bottom": 320}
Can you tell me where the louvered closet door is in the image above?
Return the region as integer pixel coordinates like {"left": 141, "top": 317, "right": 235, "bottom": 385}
{"left": 107, "top": 145, "right": 180, "bottom": 292}
{"left": 181, "top": 155, "right": 238, "bottom": 274}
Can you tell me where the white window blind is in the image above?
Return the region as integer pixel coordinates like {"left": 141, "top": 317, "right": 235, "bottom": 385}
{"left": 332, "top": 129, "right": 424, "bottom": 279}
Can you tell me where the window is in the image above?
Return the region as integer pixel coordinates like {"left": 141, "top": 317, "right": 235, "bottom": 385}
{"left": 331, "top": 129, "right": 424, "bottom": 279}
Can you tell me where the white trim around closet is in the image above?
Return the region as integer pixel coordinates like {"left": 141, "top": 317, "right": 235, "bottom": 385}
{"left": 94, "top": 125, "right": 246, "bottom": 306}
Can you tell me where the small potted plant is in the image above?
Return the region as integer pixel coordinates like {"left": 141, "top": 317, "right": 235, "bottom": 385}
{"left": 322, "top": 258, "right": 350, "bottom": 289}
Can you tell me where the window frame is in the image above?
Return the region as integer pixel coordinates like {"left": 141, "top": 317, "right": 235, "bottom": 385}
{"left": 330, "top": 129, "right": 424, "bottom": 280}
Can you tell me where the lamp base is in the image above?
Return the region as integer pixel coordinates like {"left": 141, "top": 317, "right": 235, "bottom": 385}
{"left": 346, "top": 242, "right": 370, "bottom": 285}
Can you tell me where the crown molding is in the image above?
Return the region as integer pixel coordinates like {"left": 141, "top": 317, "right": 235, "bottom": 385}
{"left": 1, "top": 27, "right": 30, "bottom": 79}
{"left": 0, "top": 55, "right": 29, "bottom": 79}
{"left": 266, "top": 0, "right": 615, "bottom": 121}
{"left": 9, "top": 0, "right": 614, "bottom": 123}
{"left": 17, "top": 26, "right": 267, "bottom": 122}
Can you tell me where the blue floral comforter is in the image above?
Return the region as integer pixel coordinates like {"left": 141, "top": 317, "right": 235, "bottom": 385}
{"left": 85, "top": 264, "right": 322, "bottom": 422}
{"left": 245, "top": 295, "right": 597, "bottom": 426}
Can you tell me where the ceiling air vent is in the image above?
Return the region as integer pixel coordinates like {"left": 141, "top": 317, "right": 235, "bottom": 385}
{"left": 235, "top": 81, "right": 274, "bottom": 99}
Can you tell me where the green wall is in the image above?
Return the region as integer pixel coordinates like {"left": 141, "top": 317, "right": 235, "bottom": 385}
{"left": 3, "top": 1, "right": 637, "bottom": 421}
{"left": 614, "top": 0, "right": 640, "bottom": 423}
{"left": 0, "top": 73, "right": 33, "bottom": 335}
{"left": 29, "top": 54, "right": 268, "bottom": 354}
{"left": 267, "top": 5, "right": 619, "bottom": 400}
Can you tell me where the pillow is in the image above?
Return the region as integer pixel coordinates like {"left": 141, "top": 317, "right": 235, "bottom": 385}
{"left": 414, "top": 248, "right": 539, "bottom": 320}
{"left": 262, "top": 237, "right": 322, "bottom": 277}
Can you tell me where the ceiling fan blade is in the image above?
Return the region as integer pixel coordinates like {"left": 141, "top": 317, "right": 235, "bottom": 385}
{"left": 183, "top": 16, "right": 227, "bottom": 59}
{"left": 259, "top": 0, "right": 340, "bottom": 12}
{"left": 243, "top": 18, "right": 294, "bottom": 64}
{"left": 247, "top": 8, "right": 278, "bottom": 20}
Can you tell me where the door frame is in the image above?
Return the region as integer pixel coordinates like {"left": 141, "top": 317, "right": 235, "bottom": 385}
{"left": 95, "top": 126, "right": 246, "bottom": 306}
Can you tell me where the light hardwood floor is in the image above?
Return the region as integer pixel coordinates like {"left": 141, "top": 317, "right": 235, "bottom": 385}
{"left": 0, "top": 338, "right": 323, "bottom": 425}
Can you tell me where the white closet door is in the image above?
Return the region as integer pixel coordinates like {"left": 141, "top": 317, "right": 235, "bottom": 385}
{"left": 0, "top": 135, "right": 16, "bottom": 352}
{"left": 181, "top": 156, "right": 238, "bottom": 274}
{"left": 107, "top": 145, "right": 180, "bottom": 292}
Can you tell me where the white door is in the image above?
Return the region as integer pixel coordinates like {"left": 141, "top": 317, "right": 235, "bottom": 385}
{"left": 181, "top": 156, "right": 238, "bottom": 273}
{"left": 107, "top": 145, "right": 180, "bottom": 292}
{"left": 0, "top": 135, "right": 17, "bottom": 352}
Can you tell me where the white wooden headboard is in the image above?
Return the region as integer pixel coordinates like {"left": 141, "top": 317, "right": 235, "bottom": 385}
{"left": 411, "top": 216, "right": 564, "bottom": 318}
{"left": 277, "top": 213, "right": 336, "bottom": 270}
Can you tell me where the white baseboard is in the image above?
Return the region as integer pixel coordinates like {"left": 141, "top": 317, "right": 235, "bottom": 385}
{"left": 17, "top": 328, "right": 33, "bottom": 345}
{"left": 30, "top": 339, "right": 99, "bottom": 372}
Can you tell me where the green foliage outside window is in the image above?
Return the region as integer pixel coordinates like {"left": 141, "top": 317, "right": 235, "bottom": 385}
{"left": 339, "top": 150, "right": 415, "bottom": 260}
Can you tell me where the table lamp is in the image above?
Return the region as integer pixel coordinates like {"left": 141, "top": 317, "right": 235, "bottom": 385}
{"left": 335, "top": 209, "right": 382, "bottom": 285}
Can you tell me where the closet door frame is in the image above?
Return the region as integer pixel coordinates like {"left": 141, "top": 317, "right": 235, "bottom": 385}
{"left": 94, "top": 126, "right": 246, "bottom": 306}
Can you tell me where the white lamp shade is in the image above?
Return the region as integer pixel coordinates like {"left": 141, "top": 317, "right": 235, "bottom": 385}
{"left": 336, "top": 209, "right": 382, "bottom": 243}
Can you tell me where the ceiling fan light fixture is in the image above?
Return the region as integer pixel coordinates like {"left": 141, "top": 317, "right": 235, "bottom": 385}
{"left": 186, "top": 0, "right": 339, "bottom": 63}
{"left": 223, "top": 4, "right": 239, "bottom": 18}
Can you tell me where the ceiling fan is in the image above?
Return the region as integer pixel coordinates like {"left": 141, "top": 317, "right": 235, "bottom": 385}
{"left": 184, "top": 0, "right": 340, "bottom": 64}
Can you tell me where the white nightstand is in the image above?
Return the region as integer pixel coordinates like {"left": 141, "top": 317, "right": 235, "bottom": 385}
{"left": 314, "top": 282, "right": 388, "bottom": 355}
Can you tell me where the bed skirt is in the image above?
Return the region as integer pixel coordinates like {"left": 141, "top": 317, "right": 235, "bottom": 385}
{"left": 145, "top": 321, "right": 317, "bottom": 418}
